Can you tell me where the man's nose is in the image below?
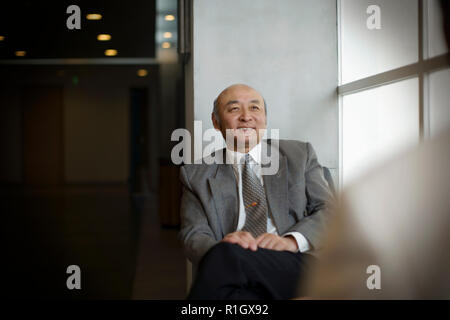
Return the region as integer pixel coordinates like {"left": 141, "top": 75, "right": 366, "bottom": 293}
{"left": 239, "top": 109, "right": 252, "bottom": 122}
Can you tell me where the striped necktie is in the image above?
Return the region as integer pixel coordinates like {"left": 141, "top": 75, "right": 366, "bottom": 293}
{"left": 241, "top": 154, "right": 268, "bottom": 238}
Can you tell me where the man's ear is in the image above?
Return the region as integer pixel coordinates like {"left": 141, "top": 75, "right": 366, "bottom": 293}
{"left": 212, "top": 113, "right": 220, "bottom": 131}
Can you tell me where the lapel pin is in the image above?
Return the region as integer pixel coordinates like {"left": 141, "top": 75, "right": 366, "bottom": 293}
{"left": 245, "top": 201, "right": 258, "bottom": 208}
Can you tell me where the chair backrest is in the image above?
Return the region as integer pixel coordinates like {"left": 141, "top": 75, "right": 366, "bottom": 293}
{"left": 322, "top": 166, "right": 336, "bottom": 195}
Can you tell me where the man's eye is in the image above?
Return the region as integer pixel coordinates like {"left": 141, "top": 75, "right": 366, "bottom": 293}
{"left": 252, "top": 106, "right": 260, "bottom": 110}
{"left": 230, "top": 107, "right": 239, "bottom": 111}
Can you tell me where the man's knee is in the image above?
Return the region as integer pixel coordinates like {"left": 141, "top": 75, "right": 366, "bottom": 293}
{"left": 201, "top": 242, "right": 244, "bottom": 265}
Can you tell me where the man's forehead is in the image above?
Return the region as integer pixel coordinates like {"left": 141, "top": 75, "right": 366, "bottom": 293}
{"left": 218, "top": 85, "right": 263, "bottom": 104}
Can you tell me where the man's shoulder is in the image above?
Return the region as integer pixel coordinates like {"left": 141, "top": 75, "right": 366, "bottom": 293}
{"left": 181, "top": 151, "right": 223, "bottom": 182}
{"left": 268, "top": 139, "right": 310, "bottom": 158}
{"left": 181, "top": 161, "right": 217, "bottom": 177}
{"left": 275, "top": 139, "right": 308, "bottom": 149}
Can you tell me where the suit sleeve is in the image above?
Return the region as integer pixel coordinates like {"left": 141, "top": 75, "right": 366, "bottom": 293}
{"left": 286, "top": 142, "right": 333, "bottom": 250}
{"left": 178, "top": 166, "right": 219, "bottom": 265}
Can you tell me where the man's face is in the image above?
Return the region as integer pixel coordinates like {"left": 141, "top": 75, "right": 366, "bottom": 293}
{"left": 213, "top": 85, "right": 267, "bottom": 151}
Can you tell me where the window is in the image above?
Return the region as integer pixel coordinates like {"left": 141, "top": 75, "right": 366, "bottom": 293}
{"left": 429, "top": 68, "right": 450, "bottom": 137}
{"left": 342, "top": 78, "right": 420, "bottom": 183}
{"left": 340, "top": 0, "right": 419, "bottom": 84}
{"left": 339, "top": 0, "right": 450, "bottom": 186}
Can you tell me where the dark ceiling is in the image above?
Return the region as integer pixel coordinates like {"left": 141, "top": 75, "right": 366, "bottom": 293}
{"left": 0, "top": 0, "right": 156, "bottom": 59}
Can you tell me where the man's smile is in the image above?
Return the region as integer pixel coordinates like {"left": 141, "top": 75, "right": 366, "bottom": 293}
{"left": 236, "top": 127, "right": 256, "bottom": 132}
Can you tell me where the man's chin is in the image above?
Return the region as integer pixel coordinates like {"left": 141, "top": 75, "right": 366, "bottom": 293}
{"left": 234, "top": 136, "right": 259, "bottom": 151}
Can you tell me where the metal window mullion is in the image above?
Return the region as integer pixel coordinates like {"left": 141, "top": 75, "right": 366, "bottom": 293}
{"left": 421, "top": 0, "right": 431, "bottom": 142}
{"left": 337, "top": 53, "right": 450, "bottom": 96}
{"left": 338, "top": 94, "right": 344, "bottom": 190}
{"left": 337, "top": 0, "right": 344, "bottom": 190}
{"left": 419, "top": 0, "right": 425, "bottom": 142}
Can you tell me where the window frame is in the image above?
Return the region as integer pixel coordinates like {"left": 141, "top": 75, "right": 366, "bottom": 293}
{"left": 337, "top": 0, "right": 450, "bottom": 189}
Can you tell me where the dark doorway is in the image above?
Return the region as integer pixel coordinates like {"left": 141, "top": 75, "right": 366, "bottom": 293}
{"left": 129, "top": 87, "right": 149, "bottom": 194}
{"left": 23, "top": 86, "right": 64, "bottom": 186}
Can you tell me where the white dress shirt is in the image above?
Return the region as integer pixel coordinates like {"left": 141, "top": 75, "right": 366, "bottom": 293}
{"left": 225, "top": 142, "right": 311, "bottom": 253}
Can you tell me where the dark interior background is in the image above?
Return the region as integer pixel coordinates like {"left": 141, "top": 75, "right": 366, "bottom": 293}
{"left": 0, "top": 0, "right": 186, "bottom": 299}
{"left": 0, "top": 0, "right": 156, "bottom": 59}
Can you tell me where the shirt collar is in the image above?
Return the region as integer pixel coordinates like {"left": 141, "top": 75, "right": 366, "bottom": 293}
{"left": 226, "top": 141, "right": 262, "bottom": 165}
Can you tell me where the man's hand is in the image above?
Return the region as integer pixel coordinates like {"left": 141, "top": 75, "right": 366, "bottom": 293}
{"left": 255, "top": 233, "right": 298, "bottom": 252}
{"left": 221, "top": 231, "right": 258, "bottom": 251}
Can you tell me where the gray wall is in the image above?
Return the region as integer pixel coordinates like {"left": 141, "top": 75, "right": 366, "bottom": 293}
{"left": 188, "top": 0, "right": 338, "bottom": 181}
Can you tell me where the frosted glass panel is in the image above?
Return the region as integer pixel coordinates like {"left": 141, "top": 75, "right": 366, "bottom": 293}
{"left": 428, "top": 0, "right": 448, "bottom": 58}
{"left": 343, "top": 78, "right": 420, "bottom": 185}
{"left": 340, "top": 0, "right": 419, "bottom": 84}
{"left": 430, "top": 68, "right": 450, "bottom": 137}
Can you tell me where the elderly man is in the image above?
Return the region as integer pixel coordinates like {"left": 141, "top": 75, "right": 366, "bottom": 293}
{"left": 179, "top": 84, "right": 332, "bottom": 299}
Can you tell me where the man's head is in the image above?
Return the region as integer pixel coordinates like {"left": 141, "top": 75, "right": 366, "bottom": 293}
{"left": 212, "top": 84, "right": 267, "bottom": 152}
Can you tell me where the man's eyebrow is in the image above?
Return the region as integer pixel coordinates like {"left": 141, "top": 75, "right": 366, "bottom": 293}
{"left": 225, "top": 100, "right": 239, "bottom": 106}
{"left": 224, "top": 99, "right": 262, "bottom": 106}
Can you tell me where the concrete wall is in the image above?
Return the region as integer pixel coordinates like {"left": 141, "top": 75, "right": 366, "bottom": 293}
{"left": 189, "top": 0, "right": 338, "bottom": 181}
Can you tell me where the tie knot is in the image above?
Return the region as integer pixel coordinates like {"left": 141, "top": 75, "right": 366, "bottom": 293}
{"left": 244, "top": 153, "right": 251, "bottom": 165}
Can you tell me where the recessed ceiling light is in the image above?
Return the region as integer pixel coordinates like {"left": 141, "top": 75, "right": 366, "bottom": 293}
{"left": 137, "top": 69, "right": 148, "bottom": 77}
{"left": 86, "top": 13, "right": 102, "bottom": 20}
{"left": 163, "top": 32, "right": 172, "bottom": 39}
{"left": 0, "top": 36, "right": 5, "bottom": 41}
{"left": 15, "top": 51, "right": 26, "bottom": 57}
{"left": 162, "top": 42, "right": 171, "bottom": 49}
{"left": 165, "top": 15, "right": 175, "bottom": 21}
{"left": 104, "top": 49, "right": 118, "bottom": 56}
{"left": 97, "top": 34, "right": 111, "bottom": 41}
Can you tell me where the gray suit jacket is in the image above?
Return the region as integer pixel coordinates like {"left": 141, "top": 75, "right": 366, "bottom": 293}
{"left": 178, "top": 139, "right": 333, "bottom": 265}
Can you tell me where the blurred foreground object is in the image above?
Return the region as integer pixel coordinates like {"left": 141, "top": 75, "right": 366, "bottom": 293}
{"left": 305, "top": 0, "right": 450, "bottom": 300}
{"left": 305, "top": 128, "right": 450, "bottom": 299}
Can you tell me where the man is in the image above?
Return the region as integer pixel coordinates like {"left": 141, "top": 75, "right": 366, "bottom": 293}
{"left": 304, "top": 0, "right": 450, "bottom": 299}
{"left": 178, "top": 84, "right": 333, "bottom": 299}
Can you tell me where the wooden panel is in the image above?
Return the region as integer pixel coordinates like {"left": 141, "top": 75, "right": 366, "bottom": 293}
{"left": 158, "top": 164, "right": 181, "bottom": 227}
{"left": 23, "top": 86, "right": 63, "bottom": 186}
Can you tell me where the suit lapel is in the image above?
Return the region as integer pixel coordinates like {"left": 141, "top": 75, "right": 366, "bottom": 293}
{"left": 208, "top": 150, "right": 239, "bottom": 237}
{"left": 262, "top": 145, "right": 289, "bottom": 234}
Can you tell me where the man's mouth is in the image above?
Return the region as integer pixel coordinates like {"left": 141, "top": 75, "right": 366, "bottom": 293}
{"left": 236, "top": 127, "right": 256, "bottom": 133}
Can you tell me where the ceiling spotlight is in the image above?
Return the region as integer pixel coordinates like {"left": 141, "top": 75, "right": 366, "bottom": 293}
{"left": 0, "top": 36, "right": 5, "bottom": 41}
{"left": 86, "top": 13, "right": 102, "bottom": 20}
{"left": 165, "top": 15, "right": 175, "bottom": 21}
{"left": 97, "top": 34, "right": 111, "bottom": 41}
{"left": 15, "top": 51, "right": 26, "bottom": 57}
{"left": 162, "top": 42, "right": 171, "bottom": 49}
{"left": 137, "top": 69, "right": 148, "bottom": 77}
{"left": 163, "top": 32, "right": 172, "bottom": 39}
{"left": 104, "top": 49, "right": 118, "bottom": 56}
